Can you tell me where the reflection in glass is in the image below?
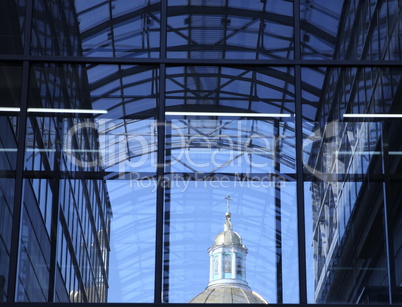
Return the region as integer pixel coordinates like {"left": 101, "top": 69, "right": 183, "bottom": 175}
{"left": 189, "top": 202, "right": 268, "bottom": 304}
{"left": 167, "top": 0, "right": 293, "bottom": 59}
{"left": 31, "top": 0, "right": 81, "bottom": 56}
{"left": 0, "top": 62, "right": 21, "bottom": 303}
{"left": 0, "top": 115, "right": 17, "bottom": 303}
{"left": 300, "top": 1, "right": 343, "bottom": 60}
{"left": 166, "top": 177, "right": 297, "bottom": 303}
{"left": 0, "top": 1, "right": 26, "bottom": 54}
{"left": 167, "top": 118, "right": 294, "bottom": 174}
{"left": 0, "top": 64, "right": 22, "bottom": 108}
{"left": 107, "top": 181, "right": 156, "bottom": 303}
{"left": 166, "top": 66, "right": 295, "bottom": 115}
{"left": 302, "top": 63, "right": 402, "bottom": 303}
{"left": 1, "top": 0, "right": 402, "bottom": 304}
{"left": 75, "top": 0, "right": 161, "bottom": 58}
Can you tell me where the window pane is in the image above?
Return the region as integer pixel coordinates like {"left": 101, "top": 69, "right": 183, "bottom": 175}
{"left": 167, "top": 0, "right": 294, "bottom": 59}
{"left": 31, "top": 0, "right": 161, "bottom": 57}
{"left": 0, "top": 1, "right": 26, "bottom": 54}
{"left": 302, "top": 66, "right": 402, "bottom": 303}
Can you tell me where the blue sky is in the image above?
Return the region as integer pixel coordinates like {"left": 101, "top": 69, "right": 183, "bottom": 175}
{"left": 106, "top": 179, "right": 314, "bottom": 303}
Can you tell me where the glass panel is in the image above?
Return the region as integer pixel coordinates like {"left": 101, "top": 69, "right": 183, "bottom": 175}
{"left": 302, "top": 118, "right": 390, "bottom": 303}
{"left": 31, "top": 0, "right": 81, "bottom": 56}
{"left": 31, "top": 0, "right": 161, "bottom": 57}
{"left": 22, "top": 114, "right": 157, "bottom": 302}
{"left": 167, "top": 118, "right": 294, "bottom": 174}
{"left": 165, "top": 120, "right": 297, "bottom": 304}
{"left": 1, "top": 0, "right": 402, "bottom": 303}
{"left": 20, "top": 110, "right": 114, "bottom": 302}
{"left": 0, "top": 0, "right": 26, "bottom": 54}
{"left": 308, "top": 178, "right": 388, "bottom": 303}
{"left": 75, "top": 0, "right": 161, "bottom": 58}
{"left": 28, "top": 63, "right": 158, "bottom": 115}
{"left": 300, "top": 0, "right": 344, "bottom": 60}
{"left": 0, "top": 62, "right": 21, "bottom": 302}
{"left": 20, "top": 62, "right": 158, "bottom": 302}
{"left": 107, "top": 181, "right": 156, "bottom": 303}
{"left": 17, "top": 179, "right": 52, "bottom": 302}
{"left": 0, "top": 115, "right": 17, "bottom": 302}
{"left": 302, "top": 65, "right": 402, "bottom": 303}
{"left": 391, "top": 182, "right": 402, "bottom": 301}
{"left": 0, "top": 64, "right": 22, "bottom": 109}
{"left": 167, "top": 0, "right": 293, "bottom": 59}
{"left": 303, "top": 1, "right": 402, "bottom": 61}
{"left": 162, "top": 65, "right": 296, "bottom": 303}
{"left": 166, "top": 66, "right": 295, "bottom": 116}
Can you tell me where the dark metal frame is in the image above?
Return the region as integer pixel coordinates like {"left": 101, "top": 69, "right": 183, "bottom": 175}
{"left": 294, "top": 0, "right": 307, "bottom": 304}
{"left": 1, "top": 303, "right": 401, "bottom": 307}
{"left": 381, "top": 121, "right": 397, "bottom": 304}
{"left": 3, "top": 0, "right": 402, "bottom": 305}
{"left": 7, "top": 0, "right": 33, "bottom": 301}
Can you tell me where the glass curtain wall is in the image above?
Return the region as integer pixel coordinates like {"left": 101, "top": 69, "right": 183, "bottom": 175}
{"left": 0, "top": 0, "right": 402, "bottom": 305}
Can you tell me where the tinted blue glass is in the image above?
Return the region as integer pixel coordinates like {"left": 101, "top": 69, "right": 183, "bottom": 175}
{"left": 0, "top": 0, "right": 26, "bottom": 54}
{"left": 167, "top": 0, "right": 294, "bottom": 59}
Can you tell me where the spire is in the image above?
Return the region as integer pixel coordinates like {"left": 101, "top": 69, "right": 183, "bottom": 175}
{"left": 208, "top": 196, "right": 247, "bottom": 284}
{"left": 214, "top": 196, "right": 242, "bottom": 245}
{"left": 225, "top": 195, "right": 232, "bottom": 213}
{"left": 224, "top": 195, "right": 233, "bottom": 231}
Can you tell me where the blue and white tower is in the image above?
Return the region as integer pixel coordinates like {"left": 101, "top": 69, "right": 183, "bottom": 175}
{"left": 189, "top": 196, "right": 268, "bottom": 304}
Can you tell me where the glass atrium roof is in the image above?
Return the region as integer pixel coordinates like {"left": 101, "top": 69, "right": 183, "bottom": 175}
{"left": 74, "top": 0, "right": 343, "bottom": 60}
{"left": 71, "top": 0, "right": 345, "bottom": 302}
{"left": 74, "top": 0, "right": 345, "bottom": 179}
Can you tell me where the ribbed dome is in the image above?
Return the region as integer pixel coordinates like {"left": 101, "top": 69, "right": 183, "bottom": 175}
{"left": 214, "top": 230, "right": 243, "bottom": 245}
{"left": 213, "top": 211, "right": 244, "bottom": 246}
{"left": 189, "top": 284, "right": 268, "bottom": 304}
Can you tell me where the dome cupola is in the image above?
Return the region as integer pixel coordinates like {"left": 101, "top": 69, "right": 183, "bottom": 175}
{"left": 189, "top": 196, "right": 268, "bottom": 304}
{"left": 213, "top": 211, "right": 243, "bottom": 246}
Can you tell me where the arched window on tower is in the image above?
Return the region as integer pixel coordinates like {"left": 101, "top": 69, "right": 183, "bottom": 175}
{"left": 236, "top": 254, "right": 243, "bottom": 278}
{"left": 213, "top": 255, "right": 219, "bottom": 277}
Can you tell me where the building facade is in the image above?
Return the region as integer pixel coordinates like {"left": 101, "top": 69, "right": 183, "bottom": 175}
{"left": 309, "top": 0, "right": 402, "bottom": 303}
{"left": 0, "top": 0, "right": 401, "bottom": 305}
{"left": 0, "top": 0, "right": 112, "bottom": 303}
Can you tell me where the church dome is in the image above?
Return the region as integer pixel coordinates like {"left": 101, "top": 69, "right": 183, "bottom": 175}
{"left": 213, "top": 211, "right": 244, "bottom": 246}
{"left": 214, "top": 229, "right": 243, "bottom": 245}
{"left": 189, "top": 196, "right": 268, "bottom": 304}
{"left": 189, "top": 284, "right": 268, "bottom": 304}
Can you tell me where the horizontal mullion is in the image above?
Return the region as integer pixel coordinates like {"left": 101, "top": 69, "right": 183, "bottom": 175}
{"left": 0, "top": 54, "right": 401, "bottom": 67}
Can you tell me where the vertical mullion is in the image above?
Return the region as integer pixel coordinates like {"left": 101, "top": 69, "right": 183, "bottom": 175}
{"left": 154, "top": 67, "right": 166, "bottom": 303}
{"left": 154, "top": 0, "right": 167, "bottom": 303}
{"left": 7, "top": 0, "right": 33, "bottom": 301}
{"left": 7, "top": 61, "right": 30, "bottom": 303}
{"left": 274, "top": 119, "right": 283, "bottom": 303}
{"left": 160, "top": 0, "right": 167, "bottom": 58}
{"left": 294, "top": 0, "right": 308, "bottom": 304}
{"left": 381, "top": 122, "right": 396, "bottom": 304}
{"left": 47, "top": 118, "right": 63, "bottom": 302}
{"left": 162, "top": 188, "right": 170, "bottom": 303}
{"left": 163, "top": 120, "right": 172, "bottom": 303}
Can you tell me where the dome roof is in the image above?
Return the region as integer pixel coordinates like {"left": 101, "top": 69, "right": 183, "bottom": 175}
{"left": 189, "top": 284, "right": 268, "bottom": 304}
{"left": 214, "top": 230, "right": 243, "bottom": 245}
{"left": 213, "top": 211, "right": 244, "bottom": 246}
{"left": 190, "top": 197, "right": 268, "bottom": 304}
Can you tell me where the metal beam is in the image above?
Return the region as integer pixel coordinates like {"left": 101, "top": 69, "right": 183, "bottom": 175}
{"left": 6, "top": 0, "right": 33, "bottom": 301}
{"left": 294, "top": 0, "right": 308, "bottom": 303}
